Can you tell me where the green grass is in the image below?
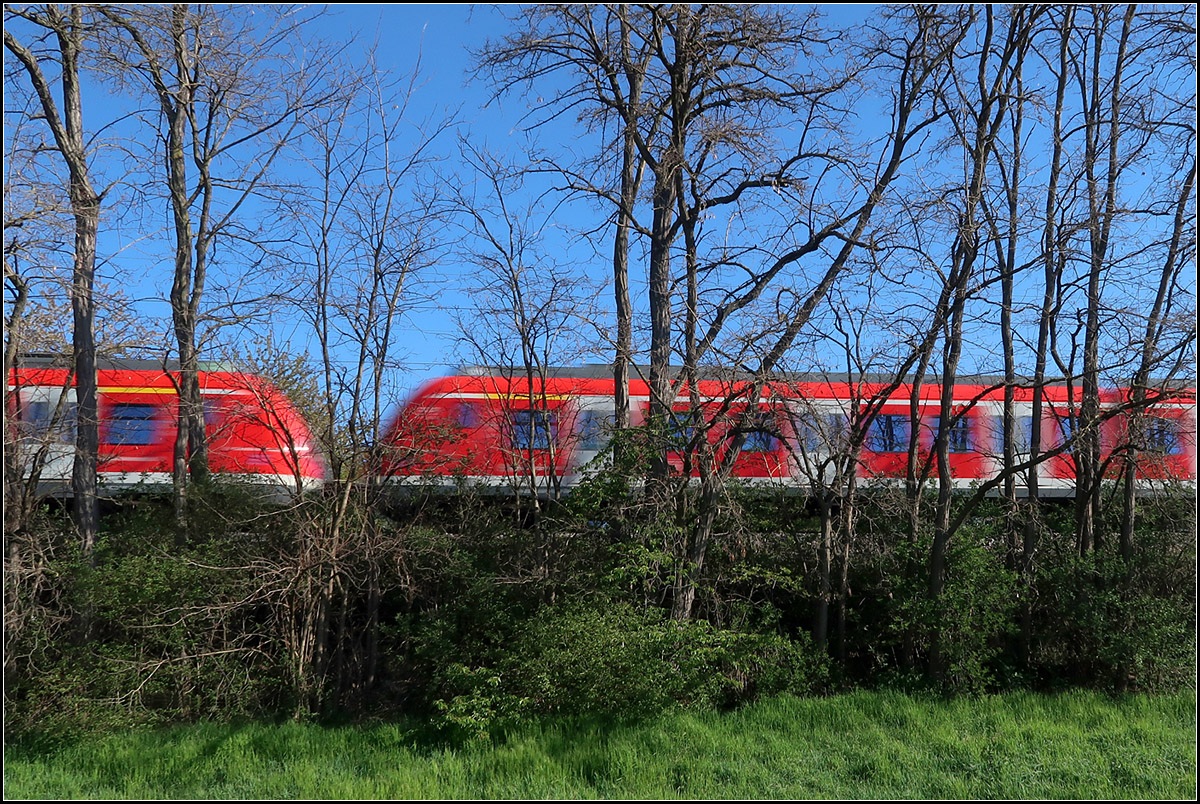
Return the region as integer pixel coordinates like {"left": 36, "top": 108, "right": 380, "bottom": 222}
{"left": 5, "top": 690, "right": 1196, "bottom": 799}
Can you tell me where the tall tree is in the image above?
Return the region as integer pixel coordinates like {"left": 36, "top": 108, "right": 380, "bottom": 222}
{"left": 1032, "top": 5, "right": 1196, "bottom": 557}
{"left": 665, "top": 5, "right": 962, "bottom": 620}
{"left": 98, "top": 3, "right": 331, "bottom": 528}
{"left": 474, "top": 5, "right": 657, "bottom": 438}
{"left": 5, "top": 4, "right": 103, "bottom": 556}
{"left": 481, "top": 4, "right": 962, "bottom": 619}
{"left": 923, "top": 5, "right": 1036, "bottom": 677}
{"left": 1074, "top": 5, "right": 1137, "bottom": 554}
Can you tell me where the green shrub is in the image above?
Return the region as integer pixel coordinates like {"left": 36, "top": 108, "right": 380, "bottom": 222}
{"left": 877, "top": 521, "right": 1019, "bottom": 694}
{"left": 430, "top": 601, "right": 829, "bottom": 742}
{"left": 1033, "top": 549, "right": 1196, "bottom": 693}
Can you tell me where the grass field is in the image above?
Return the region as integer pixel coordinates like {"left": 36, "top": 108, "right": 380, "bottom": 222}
{"left": 4, "top": 689, "right": 1196, "bottom": 799}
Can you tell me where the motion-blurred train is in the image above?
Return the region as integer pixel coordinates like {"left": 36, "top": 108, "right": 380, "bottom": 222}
{"left": 6, "top": 356, "right": 327, "bottom": 497}
{"left": 7, "top": 360, "right": 1195, "bottom": 500}
{"left": 379, "top": 366, "right": 1197, "bottom": 497}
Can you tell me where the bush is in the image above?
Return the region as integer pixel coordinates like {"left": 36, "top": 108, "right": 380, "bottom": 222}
{"left": 874, "top": 519, "right": 1019, "bottom": 694}
{"left": 1033, "top": 548, "right": 1196, "bottom": 693}
{"left": 4, "top": 519, "right": 294, "bottom": 740}
{"left": 430, "top": 601, "right": 829, "bottom": 742}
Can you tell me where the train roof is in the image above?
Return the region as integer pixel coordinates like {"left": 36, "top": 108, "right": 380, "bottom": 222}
{"left": 11, "top": 353, "right": 240, "bottom": 373}
{"left": 457, "top": 364, "right": 1195, "bottom": 391}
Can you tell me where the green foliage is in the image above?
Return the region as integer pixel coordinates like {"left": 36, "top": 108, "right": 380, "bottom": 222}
{"left": 852, "top": 508, "right": 1020, "bottom": 694}
{"left": 560, "top": 426, "right": 656, "bottom": 524}
{"left": 929, "top": 525, "right": 1020, "bottom": 693}
{"left": 429, "top": 601, "right": 829, "bottom": 743}
{"left": 4, "top": 463, "right": 1194, "bottom": 746}
{"left": 4, "top": 498, "right": 295, "bottom": 740}
{"left": 1033, "top": 546, "right": 1197, "bottom": 693}
{"left": 433, "top": 664, "right": 529, "bottom": 745}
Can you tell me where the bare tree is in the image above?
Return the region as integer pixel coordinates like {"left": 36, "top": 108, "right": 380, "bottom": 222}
{"left": 5, "top": 4, "right": 106, "bottom": 556}
{"left": 661, "top": 5, "right": 963, "bottom": 620}
{"left": 4, "top": 83, "right": 155, "bottom": 531}
{"left": 3, "top": 97, "right": 64, "bottom": 532}
{"left": 449, "top": 140, "right": 601, "bottom": 508}
{"left": 474, "top": 5, "right": 657, "bottom": 438}
{"left": 268, "top": 45, "right": 453, "bottom": 716}
{"left": 1118, "top": 159, "right": 1196, "bottom": 561}
{"left": 96, "top": 3, "right": 334, "bottom": 530}
{"left": 478, "top": 4, "right": 961, "bottom": 620}
{"left": 1017, "top": 5, "right": 1198, "bottom": 558}
{"left": 1112, "top": 5, "right": 1197, "bottom": 563}
{"left": 918, "top": 5, "right": 1038, "bottom": 677}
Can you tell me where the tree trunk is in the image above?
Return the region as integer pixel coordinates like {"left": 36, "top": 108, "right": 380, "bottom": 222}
{"left": 814, "top": 496, "right": 834, "bottom": 651}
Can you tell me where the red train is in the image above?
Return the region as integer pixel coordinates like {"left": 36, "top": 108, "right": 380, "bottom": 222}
{"left": 6, "top": 356, "right": 327, "bottom": 498}
{"left": 8, "top": 359, "right": 1195, "bottom": 501}
{"left": 379, "top": 367, "right": 1197, "bottom": 497}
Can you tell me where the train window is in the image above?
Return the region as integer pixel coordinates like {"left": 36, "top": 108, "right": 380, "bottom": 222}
{"left": 866, "top": 414, "right": 911, "bottom": 453}
{"left": 104, "top": 403, "right": 159, "bottom": 446}
{"left": 1015, "top": 416, "right": 1034, "bottom": 452}
{"left": 936, "top": 415, "right": 972, "bottom": 453}
{"left": 742, "top": 430, "right": 778, "bottom": 453}
{"left": 510, "top": 410, "right": 557, "bottom": 450}
{"left": 20, "top": 400, "right": 50, "bottom": 437}
{"left": 666, "top": 411, "right": 697, "bottom": 450}
{"left": 204, "top": 399, "right": 223, "bottom": 435}
{"left": 1145, "top": 417, "right": 1182, "bottom": 455}
{"left": 739, "top": 413, "right": 780, "bottom": 453}
{"left": 456, "top": 402, "right": 481, "bottom": 429}
{"left": 988, "top": 415, "right": 1034, "bottom": 453}
{"left": 576, "top": 410, "right": 613, "bottom": 450}
{"left": 20, "top": 399, "right": 77, "bottom": 443}
{"left": 795, "top": 413, "right": 847, "bottom": 452}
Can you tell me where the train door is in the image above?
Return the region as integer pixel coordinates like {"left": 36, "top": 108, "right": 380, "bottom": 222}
{"left": 786, "top": 399, "right": 849, "bottom": 487}
{"left": 564, "top": 398, "right": 616, "bottom": 487}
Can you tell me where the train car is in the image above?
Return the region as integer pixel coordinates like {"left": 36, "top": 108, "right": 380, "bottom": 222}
{"left": 6, "top": 355, "right": 327, "bottom": 498}
{"left": 378, "top": 366, "right": 1197, "bottom": 497}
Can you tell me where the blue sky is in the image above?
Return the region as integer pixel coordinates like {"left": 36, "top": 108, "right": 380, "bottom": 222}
{"left": 312, "top": 4, "right": 513, "bottom": 393}
{"left": 291, "top": 5, "right": 625, "bottom": 402}
{"left": 326, "top": 4, "right": 501, "bottom": 129}
{"left": 101, "top": 5, "right": 544, "bottom": 405}
{"left": 327, "top": 5, "right": 598, "bottom": 402}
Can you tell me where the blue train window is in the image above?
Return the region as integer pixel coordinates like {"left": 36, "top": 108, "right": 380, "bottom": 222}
{"left": 1015, "top": 416, "right": 1034, "bottom": 452}
{"left": 510, "top": 410, "right": 556, "bottom": 450}
{"left": 21, "top": 399, "right": 77, "bottom": 443}
{"left": 742, "top": 429, "right": 779, "bottom": 453}
{"left": 204, "top": 399, "right": 224, "bottom": 435}
{"left": 988, "top": 415, "right": 1035, "bottom": 453}
{"left": 866, "top": 414, "right": 911, "bottom": 453}
{"left": 796, "top": 413, "right": 847, "bottom": 452}
{"left": 1055, "top": 415, "right": 1075, "bottom": 448}
{"left": 740, "top": 413, "right": 780, "bottom": 453}
{"left": 456, "top": 402, "right": 481, "bottom": 429}
{"left": 104, "top": 403, "right": 159, "bottom": 446}
{"left": 1145, "top": 417, "right": 1182, "bottom": 455}
{"left": 937, "top": 415, "right": 972, "bottom": 453}
{"left": 576, "top": 410, "right": 613, "bottom": 450}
